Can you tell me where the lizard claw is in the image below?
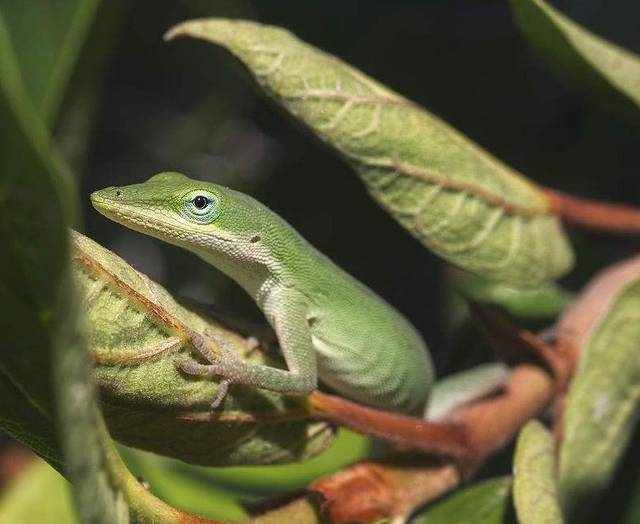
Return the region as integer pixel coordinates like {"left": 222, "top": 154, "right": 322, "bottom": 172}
{"left": 210, "top": 379, "right": 231, "bottom": 410}
{"left": 175, "top": 356, "right": 232, "bottom": 410}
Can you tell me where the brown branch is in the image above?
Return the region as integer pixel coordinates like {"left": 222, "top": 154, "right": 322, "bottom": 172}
{"left": 453, "top": 364, "right": 554, "bottom": 462}
{"left": 310, "top": 461, "right": 460, "bottom": 524}
{"left": 308, "top": 392, "right": 472, "bottom": 460}
{"left": 301, "top": 364, "right": 554, "bottom": 523}
{"left": 469, "top": 303, "right": 571, "bottom": 390}
{"left": 543, "top": 188, "right": 640, "bottom": 234}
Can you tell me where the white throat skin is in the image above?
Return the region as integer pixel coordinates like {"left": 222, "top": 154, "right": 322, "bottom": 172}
{"left": 192, "top": 236, "right": 277, "bottom": 302}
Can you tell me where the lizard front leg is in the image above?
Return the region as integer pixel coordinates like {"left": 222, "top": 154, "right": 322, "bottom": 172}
{"left": 178, "top": 289, "right": 318, "bottom": 408}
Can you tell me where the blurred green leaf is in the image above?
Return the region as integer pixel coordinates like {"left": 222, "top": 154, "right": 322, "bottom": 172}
{"left": 54, "top": 1, "right": 122, "bottom": 173}
{"left": 119, "top": 446, "right": 248, "bottom": 522}
{"left": 0, "top": 0, "right": 100, "bottom": 127}
{"left": 513, "top": 421, "right": 563, "bottom": 524}
{"left": 558, "top": 255, "right": 640, "bottom": 519}
{"left": 163, "top": 429, "right": 369, "bottom": 499}
{"left": 0, "top": 7, "right": 80, "bottom": 468}
{"left": 0, "top": 0, "right": 103, "bottom": 467}
{"left": 0, "top": 7, "right": 214, "bottom": 521}
{"left": 72, "top": 231, "right": 335, "bottom": 466}
{"left": 412, "top": 477, "right": 513, "bottom": 524}
{"left": 165, "top": 19, "right": 574, "bottom": 287}
{"left": 449, "top": 268, "right": 572, "bottom": 320}
{"left": 117, "top": 431, "right": 368, "bottom": 522}
{"left": 0, "top": 458, "right": 77, "bottom": 524}
{"left": 0, "top": 375, "right": 61, "bottom": 471}
{"left": 510, "top": 0, "right": 640, "bottom": 122}
{"left": 0, "top": 9, "right": 133, "bottom": 520}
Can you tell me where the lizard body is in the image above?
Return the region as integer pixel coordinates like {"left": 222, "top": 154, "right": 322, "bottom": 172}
{"left": 92, "top": 172, "right": 474, "bottom": 415}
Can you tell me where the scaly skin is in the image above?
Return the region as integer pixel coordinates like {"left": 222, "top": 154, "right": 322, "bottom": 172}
{"left": 91, "top": 172, "right": 435, "bottom": 414}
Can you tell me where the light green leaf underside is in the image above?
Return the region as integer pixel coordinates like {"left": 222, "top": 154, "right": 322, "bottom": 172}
{"left": 165, "top": 18, "right": 574, "bottom": 286}
{"left": 510, "top": 0, "right": 640, "bottom": 120}
{"left": 559, "top": 260, "right": 640, "bottom": 517}
{"left": 413, "top": 477, "right": 512, "bottom": 524}
{"left": 450, "top": 268, "right": 572, "bottom": 320}
{"left": 513, "top": 421, "right": 564, "bottom": 524}
{"left": 72, "top": 231, "right": 334, "bottom": 466}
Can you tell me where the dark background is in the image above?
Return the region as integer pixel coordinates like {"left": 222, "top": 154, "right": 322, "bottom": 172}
{"left": 83, "top": 0, "right": 640, "bottom": 372}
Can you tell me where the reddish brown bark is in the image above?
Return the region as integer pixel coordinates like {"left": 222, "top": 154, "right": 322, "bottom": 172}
{"left": 544, "top": 188, "right": 640, "bottom": 234}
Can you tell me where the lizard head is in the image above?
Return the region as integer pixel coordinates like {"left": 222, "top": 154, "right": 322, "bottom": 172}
{"left": 90, "top": 172, "right": 277, "bottom": 259}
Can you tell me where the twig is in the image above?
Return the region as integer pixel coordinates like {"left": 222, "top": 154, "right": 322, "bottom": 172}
{"left": 469, "top": 303, "right": 571, "bottom": 391}
{"left": 544, "top": 188, "right": 640, "bottom": 234}
{"left": 310, "top": 461, "right": 460, "bottom": 524}
{"left": 308, "top": 392, "right": 472, "bottom": 460}
{"left": 298, "top": 364, "right": 555, "bottom": 523}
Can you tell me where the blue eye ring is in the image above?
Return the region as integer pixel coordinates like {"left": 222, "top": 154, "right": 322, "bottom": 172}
{"left": 184, "top": 191, "right": 219, "bottom": 223}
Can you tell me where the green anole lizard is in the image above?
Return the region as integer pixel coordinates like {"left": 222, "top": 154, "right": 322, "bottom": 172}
{"left": 91, "top": 172, "right": 507, "bottom": 417}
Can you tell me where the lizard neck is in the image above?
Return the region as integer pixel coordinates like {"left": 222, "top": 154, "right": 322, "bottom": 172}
{"left": 195, "top": 246, "right": 273, "bottom": 301}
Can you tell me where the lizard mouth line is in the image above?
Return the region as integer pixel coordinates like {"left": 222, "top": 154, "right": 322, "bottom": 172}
{"left": 92, "top": 198, "right": 234, "bottom": 244}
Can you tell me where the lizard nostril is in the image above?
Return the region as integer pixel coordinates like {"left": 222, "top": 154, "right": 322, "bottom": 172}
{"left": 115, "top": 189, "right": 122, "bottom": 197}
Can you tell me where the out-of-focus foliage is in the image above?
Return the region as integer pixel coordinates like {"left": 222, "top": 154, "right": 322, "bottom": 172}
{"left": 413, "top": 477, "right": 513, "bottom": 524}
{"left": 448, "top": 268, "right": 572, "bottom": 321}
{"left": 510, "top": 0, "right": 640, "bottom": 123}
{"left": 0, "top": 4, "right": 84, "bottom": 470}
{"left": 513, "top": 421, "right": 563, "bottom": 524}
{"left": 0, "top": 0, "right": 99, "bottom": 127}
{"left": 558, "top": 256, "right": 640, "bottom": 519}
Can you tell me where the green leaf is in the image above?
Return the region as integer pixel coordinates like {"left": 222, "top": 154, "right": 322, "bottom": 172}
{"left": 0, "top": 8, "right": 217, "bottom": 521}
{"left": 510, "top": 0, "right": 640, "bottom": 121}
{"left": 72, "top": 231, "right": 335, "bottom": 466}
{"left": 558, "top": 255, "right": 640, "bottom": 518}
{"left": 0, "top": 0, "right": 102, "bottom": 467}
{"left": 0, "top": 458, "right": 77, "bottom": 524}
{"left": 0, "top": 7, "right": 80, "bottom": 467}
{"left": 0, "top": 9, "right": 135, "bottom": 520}
{"left": 412, "top": 477, "right": 513, "bottom": 524}
{"left": 165, "top": 18, "right": 574, "bottom": 287}
{"left": 513, "top": 421, "right": 564, "bottom": 524}
{"left": 0, "top": 374, "right": 62, "bottom": 472}
{"left": 0, "top": 0, "right": 100, "bottom": 127}
{"left": 119, "top": 446, "right": 249, "bottom": 522}
{"left": 449, "top": 268, "right": 572, "bottom": 320}
{"left": 160, "top": 429, "right": 370, "bottom": 499}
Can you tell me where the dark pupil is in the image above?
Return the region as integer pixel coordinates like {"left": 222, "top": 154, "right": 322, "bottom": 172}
{"left": 193, "top": 195, "right": 209, "bottom": 210}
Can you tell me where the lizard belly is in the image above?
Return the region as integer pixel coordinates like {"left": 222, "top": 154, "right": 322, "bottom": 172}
{"left": 311, "top": 333, "right": 428, "bottom": 414}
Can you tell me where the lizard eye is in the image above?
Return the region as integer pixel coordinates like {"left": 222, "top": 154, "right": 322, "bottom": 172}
{"left": 192, "top": 195, "right": 209, "bottom": 209}
{"left": 184, "top": 191, "right": 219, "bottom": 223}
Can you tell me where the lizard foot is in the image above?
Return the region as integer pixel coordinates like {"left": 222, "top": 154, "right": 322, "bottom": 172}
{"left": 181, "top": 328, "right": 246, "bottom": 410}
{"left": 176, "top": 357, "right": 232, "bottom": 410}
